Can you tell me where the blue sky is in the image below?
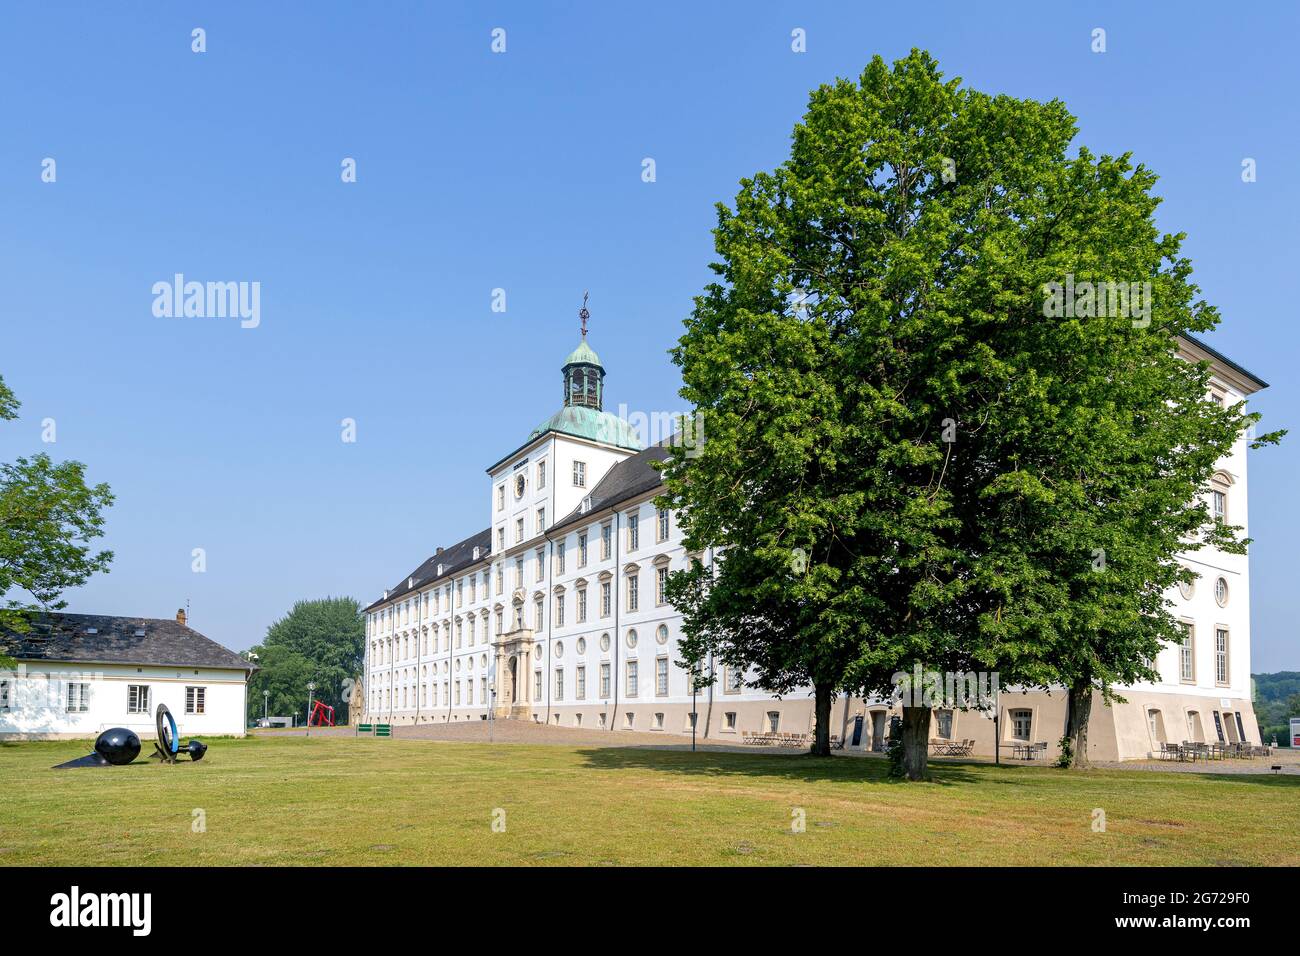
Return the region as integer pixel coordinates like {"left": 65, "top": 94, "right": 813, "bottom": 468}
{"left": 2, "top": 2, "right": 1297, "bottom": 671}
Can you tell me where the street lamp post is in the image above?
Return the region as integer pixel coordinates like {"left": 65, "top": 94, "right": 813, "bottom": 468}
{"left": 488, "top": 678, "right": 496, "bottom": 743}
{"left": 263, "top": 689, "right": 269, "bottom": 725}
{"left": 306, "top": 681, "right": 316, "bottom": 737}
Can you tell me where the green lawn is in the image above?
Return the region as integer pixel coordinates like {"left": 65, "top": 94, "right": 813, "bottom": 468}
{"left": 1, "top": 735, "right": 1296, "bottom": 865}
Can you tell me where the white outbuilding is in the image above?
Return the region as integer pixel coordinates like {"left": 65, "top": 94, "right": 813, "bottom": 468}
{"left": 0, "top": 609, "right": 254, "bottom": 740}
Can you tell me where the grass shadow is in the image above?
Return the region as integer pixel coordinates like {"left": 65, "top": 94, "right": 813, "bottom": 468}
{"left": 576, "top": 745, "right": 992, "bottom": 787}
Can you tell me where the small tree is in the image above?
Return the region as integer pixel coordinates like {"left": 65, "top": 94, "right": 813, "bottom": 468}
{"left": 246, "top": 596, "right": 364, "bottom": 723}
{"left": 0, "top": 374, "right": 114, "bottom": 661}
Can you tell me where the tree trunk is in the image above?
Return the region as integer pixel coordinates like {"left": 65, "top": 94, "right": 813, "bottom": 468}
{"left": 810, "top": 681, "right": 832, "bottom": 756}
{"left": 1065, "top": 680, "right": 1093, "bottom": 769}
{"left": 901, "top": 705, "right": 931, "bottom": 781}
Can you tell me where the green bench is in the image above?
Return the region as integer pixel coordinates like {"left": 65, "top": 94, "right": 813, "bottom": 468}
{"left": 355, "top": 723, "right": 392, "bottom": 737}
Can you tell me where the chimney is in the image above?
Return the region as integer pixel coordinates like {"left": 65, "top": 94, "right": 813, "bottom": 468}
{"left": 436, "top": 547, "right": 444, "bottom": 555}
{"left": 176, "top": 607, "right": 187, "bottom": 626}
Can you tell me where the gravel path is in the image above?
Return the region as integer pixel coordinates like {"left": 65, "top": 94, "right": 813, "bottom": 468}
{"left": 254, "top": 720, "right": 804, "bottom": 754}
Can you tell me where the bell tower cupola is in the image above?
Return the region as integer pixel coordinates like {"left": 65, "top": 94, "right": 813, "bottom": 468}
{"left": 562, "top": 292, "right": 604, "bottom": 410}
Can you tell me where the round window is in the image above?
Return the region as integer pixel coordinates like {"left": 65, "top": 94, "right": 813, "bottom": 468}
{"left": 599, "top": 633, "right": 610, "bottom": 652}
{"left": 480, "top": 654, "right": 488, "bottom": 668}
{"left": 626, "top": 629, "right": 638, "bottom": 649}
{"left": 577, "top": 637, "right": 587, "bottom": 654}
{"left": 554, "top": 641, "right": 564, "bottom": 658}
{"left": 514, "top": 474, "right": 526, "bottom": 498}
{"left": 1179, "top": 578, "right": 1195, "bottom": 601}
{"left": 1214, "top": 577, "right": 1229, "bottom": 607}
{"left": 656, "top": 624, "right": 669, "bottom": 645}
{"left": 455, "top": 658, "right": 461, "bottom": 672}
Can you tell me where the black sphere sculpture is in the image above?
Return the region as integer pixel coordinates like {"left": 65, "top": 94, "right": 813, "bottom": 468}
{"left": 185, "top": 740, "right": 208, "bottom": 761}
{"left": 95, "top": 728, "right": 141, "bottom": 765}
{"left": 53, "top": 727, "right": 141, "bottom": 769}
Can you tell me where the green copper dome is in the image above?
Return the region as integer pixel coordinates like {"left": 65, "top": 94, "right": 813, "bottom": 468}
{"left": 563, "top": 340, "right": 602, "bottom": 368}
{"left": 527, "top": 405, "right": 643, "bottom": 451}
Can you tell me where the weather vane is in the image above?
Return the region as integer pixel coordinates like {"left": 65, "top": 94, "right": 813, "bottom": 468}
{"left": 579, "top": 290, "right": 590, "bottom": 339}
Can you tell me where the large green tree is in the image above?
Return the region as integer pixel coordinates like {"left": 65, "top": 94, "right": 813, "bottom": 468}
{"left": 246, "top": 596, "right": 364, "bottom": 724}
{"left": 0, "top": 374, "right": 114, "bottom": 658}
{"left": 662, "top": 51, "right": 1281, "bottom": 777}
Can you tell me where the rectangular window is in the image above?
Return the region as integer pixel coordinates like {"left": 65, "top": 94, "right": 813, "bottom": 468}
{"left": 481, "top": 677, "right": 487, "bottom": 703}
{"left": 573, "top": 461, "right": 586, "bottom": 488}
{"left": 537, "top": 460, "right": 547, "bottom": 490}
{"left": 185, "top": 686, "right": 206, "bottom": 715}
{"left": 656, "top": 566, "right": 668, "bottom": 605}
{"left": 726, "top": 667, "right": 743, "bottom": 693}
{"left": 600, "top": 582, "right": 611, "bottom": 617}
{"left": 515, "top": 518, "right": 524, "bottom": 543}
{"left": 1010, "top": 709, "right": 1031, "bottom": 741}
{"left": 626, "top": 660, "right": 639, "bottom": 698}
{"left": 497, "top": 527, "right": 505, "bottom": 551}
{"left": 1179, "top": 622, "right": 1195, "bottom": 682}
{"left": 536, "top": 507, "right": 546, "bottom": 532}
{"left": 497, "top": 485, "right": 505, "bottom": 510}
{"left": 554, "top": 669, "right": 564, "bottom": 701}
{"left": 578, "top": 532, "right": 588, "bottom": 566}
{"left": 533, "top": 670, "right": 542, "bottom": 700}
{"left": 496, "top": 564, "right": 503, "bottom": 594}
{"left": 724, "top": 711, "right": 737, "bottom": 731}
{"left": 457, "top": 581, "right": 463, "bottom": 606}
{"left": 657, "top": 508, "right": 670, "bottom": 542}
{"left": 624, "top": 711, "right": 634, "bottom": 729}
{"left": 601, "top": 523, "right": 612, "bottom": 560}
{"left": 627, "top": 513, "right": 639, "bottom": 550}
{"left": 1212, "top": 489, "right": 1227, "bottom": 522}
{"left": 127, "top": 684, "right": 150, "bottom": 714}
{"left": 66, "top": 682, "right": 90, "bottom": 713}
{"left": 600, "top": 663, "right": 611, "bottom": 698}
{"left": 656, "top": 657, "right": 668, "bottom": 696}
{"left": 626, "top": 574, "right": 639, "bottom": 611}
{"left": 515, "top": 557, "right": 524, "bottom": 588}
{"left": 1215, "top": 627, "right": 1229, "bottom": 684}
{"left": 555, "top": 594, "right": 565, "bottom": 627}
{"left": 767, "top": 711, "right": 780, "bottom": 733}
{"left": 467, "top": 680, "right": 474, "bottom": 705}
{"left": 535, "top": 547, "right": 545, "bottom": 582}
{"left": 577, "top": 588, "right": 588, "bottom": 622}
{"left": 556, "top": 542, "right": 566, "bottom": 575}
{"left": 455, "top": 681, "right": 461, "bottom": 705}
{"left": 935, "top": 709, "right": 953, "bottom": 738}
{"left": 576, "top": 666, "right": 586, "bottom": 700}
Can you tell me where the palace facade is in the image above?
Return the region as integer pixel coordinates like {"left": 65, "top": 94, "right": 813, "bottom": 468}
{"left": 361, "top": 328, "right": 1268, "bottom": 762}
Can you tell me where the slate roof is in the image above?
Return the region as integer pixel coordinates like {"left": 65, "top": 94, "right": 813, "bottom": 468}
{"left": 364, "top": 526, "right": 492, "bottom": 612}
{"left": 1180, "top": 334, "right": 1268, "bottom": 390}
{"left": 551, "top": 442, "right": 671, "bottom": 534}
{"left": 0, "top": 613, "right": 254, "bottom": 671}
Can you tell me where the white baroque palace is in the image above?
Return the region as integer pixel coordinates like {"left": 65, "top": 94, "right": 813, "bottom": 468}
{"left": 362, "top": 327, "right": 1268, "bottom": 761}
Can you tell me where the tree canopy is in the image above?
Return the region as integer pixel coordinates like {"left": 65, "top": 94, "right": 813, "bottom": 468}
{"left": 0, "top": 373, "right": 115, "bottom": 658}
{"left": 660, "top": 50, "right": 1281, "bottom": 775}
{"left": 246, "top": 596, "right": 364, "bottom": 724}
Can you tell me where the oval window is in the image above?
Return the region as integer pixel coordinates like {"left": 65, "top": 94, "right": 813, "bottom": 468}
{"left": 1214, "top": 577, "right": 1229, "bottom": 607}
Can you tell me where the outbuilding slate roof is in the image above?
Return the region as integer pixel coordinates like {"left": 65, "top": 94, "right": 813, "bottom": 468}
{"left": 0, "top": 613, "right": 254, "bottom": 671}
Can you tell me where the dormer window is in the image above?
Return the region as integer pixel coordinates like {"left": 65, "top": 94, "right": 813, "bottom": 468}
{"left": 436, "top": 563, "right": 444, "bottom": 576}
{"left": 472, "top": 546, "right": 481, "bottom": 560}
{"left": 580, "top": 496, "right": 592, "bottom": 514}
